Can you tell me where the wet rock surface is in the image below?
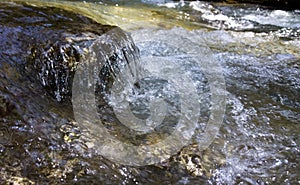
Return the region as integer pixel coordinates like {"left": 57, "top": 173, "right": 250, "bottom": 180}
{"left": 0, "top": 2, "right": 142, "bottom": 184}
{"left": 0, "top": 2, "right": 116, "bottom": 101}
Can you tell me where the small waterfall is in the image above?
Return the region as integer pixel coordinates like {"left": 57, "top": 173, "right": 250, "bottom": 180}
{"left": 73, "top": 27, "right": 162, "bottom": 166}
{"left": 72, "top": 27, "right": 227, "bottom": 166}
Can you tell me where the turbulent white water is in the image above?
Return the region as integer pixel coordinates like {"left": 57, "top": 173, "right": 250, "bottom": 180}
{"left": 159, "top": 1, "right": 300, "bottom": 30}
{"left": 243, "top": 9, "right": 300, "bottom": 28}
{"left": 132, "top": 28, "right": 299, "bottom": 183}
{"left": 70, "top": 1, "right": 299, "bottom": 182}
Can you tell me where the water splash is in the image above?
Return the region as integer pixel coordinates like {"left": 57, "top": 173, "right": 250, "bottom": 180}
{"left": 72, "top": 27, "right": 226, "bottom": 166}
{"left": 159, "top": 1, "right": 300, "bottom": 31}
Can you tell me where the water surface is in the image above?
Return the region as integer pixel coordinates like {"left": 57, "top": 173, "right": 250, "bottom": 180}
{"left": 0, "top": 0, "right": 299, "bottom": 184}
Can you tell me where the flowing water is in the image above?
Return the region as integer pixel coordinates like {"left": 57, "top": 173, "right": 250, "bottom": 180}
{"left": 0, "top": 0, "right": 299, "bottom": 184}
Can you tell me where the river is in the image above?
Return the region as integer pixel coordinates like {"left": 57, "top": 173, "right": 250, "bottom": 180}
{"left": 0, "top": 0, "right": 299, "bottom": 184}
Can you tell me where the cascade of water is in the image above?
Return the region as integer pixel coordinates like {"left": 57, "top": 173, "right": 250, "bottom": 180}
{"left": 72, "top": 26, "right": 227, "bottom": 166}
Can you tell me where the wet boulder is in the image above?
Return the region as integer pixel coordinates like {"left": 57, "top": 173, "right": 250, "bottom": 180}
{"left": 0, "top": 2, "right": 141, "bottom": 183}
{"left": 0, "top": 2, "right": 137, "bottom": 102}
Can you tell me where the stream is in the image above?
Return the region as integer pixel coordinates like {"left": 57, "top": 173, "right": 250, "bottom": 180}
{"left": 0, "top": 0, "right": 299, "bottom": 184}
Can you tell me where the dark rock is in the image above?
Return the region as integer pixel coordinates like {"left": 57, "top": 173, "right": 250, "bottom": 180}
{"left": 0, "top": 2, "right": 140, "bottom": 183}
{"left": 0, "top": 2, "right": 137, "bottom": 102}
